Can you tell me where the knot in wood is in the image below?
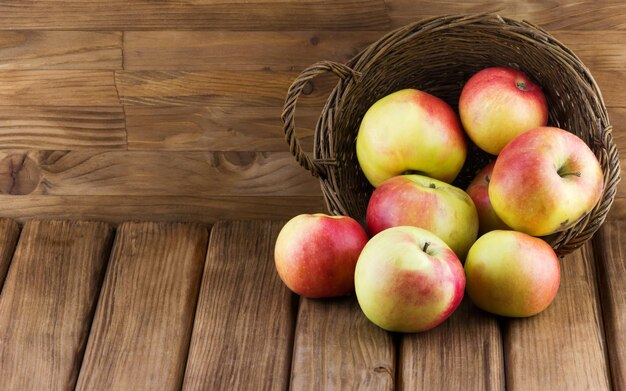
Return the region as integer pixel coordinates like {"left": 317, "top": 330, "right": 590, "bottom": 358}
{"left": 0, "top": 154, "right": 41, "bottom": 195}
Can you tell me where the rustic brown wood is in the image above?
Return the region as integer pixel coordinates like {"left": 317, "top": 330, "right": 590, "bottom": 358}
{"left": 0, "top": 31, "right": 121, "bottom": 70}
{"left": 0, "top": 218, "right": 19, "bottom": 288}
{"left": 0, "top": 150, "right": 320, "bottom": 197}
{"left": 386, "top": 1, "right": 626, "bottom": 30}
{"left": 0, "top": 154, "right": 41, "bottom": 195}
{"left": 126, "top": 105, "right": 316, "bottom": 151}
{"left": 0, "top": 220, "right": 112, "bottom": 391}
{"left": 182, "top": 220, "right": 296, "bottom": 390}
{"left": 0, "top": 1, "right": 390, "bottom": 30}
{"left": 0, "top": 106, "right": 126, "bottom": 150}
{"left": 593, "top": 221, "right": 626, "bottom": 390}
{"left": 398, "top": 298, "right": 505, "bottom": 390}
{"left": 291, "top": 296, "right": 395, "bottom": 390}
{"left": 0, "top": 70, "right": 119, "bottom": 106}
{"left": 116, "top": 70, "right": 335, "bottom": 107}
{"left": 503, "top": 243, "right": 611, "bottom": 391}
{"left": 124, "top": 31, "right": 380, "bottom": 71}
{"left": 76, "top": 222, "right": 208, "bottom": 391}
{"left": 552, "top": 31, "right": 626, "bottom": 72}
{"left": 0, "top": 195, "right": 326, "bottom": 224}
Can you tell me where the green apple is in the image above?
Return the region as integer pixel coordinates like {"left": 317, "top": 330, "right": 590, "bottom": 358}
{"left": 356, "top": 89, "right": 467, "bottom": 187}
{"left": 355, "top": 226, "right": 465, "bottom": 333}
{"left": 366, "top": 174, "right": 478, "bottom": 260}
{"left": 464, "top": 230, "right": 560, "bottom": 317}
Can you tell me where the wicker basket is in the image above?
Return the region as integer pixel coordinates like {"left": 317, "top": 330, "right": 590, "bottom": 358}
{"left": 282, "top": 14, "right": 620, "bottom": 256}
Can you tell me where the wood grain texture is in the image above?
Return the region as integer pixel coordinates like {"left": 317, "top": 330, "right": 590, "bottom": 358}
{"left": 0, "top": 220, "right": 113, "bottom": 391}
{"left": 0, "top": 150, "right": 320, "bottom": 196}
{"left": 398, "top": 298, "right": 505, "bottom": 391}
{"left": 124, "top": 30, "right": 379, "bottom": 71}
{"left": 182, "top": 220, "right": 296, "bottom": 391}
{"left": 291, "top": 296, "right": 395, "bottom": 390}
{"left": 126, "top": 105, "right": 316, "bottom": 151}
{"left": 0, "top": 106, "right": 126, "bottom": 150}
{"left": 0, "top": 1, "right": 390, "bottom": 31}
{"left": 0, "top": 218, "right": 19, "bottom": 288}
{"left": 503, "top": 243, "right": 611, "bottom": 391}
{"left": 593, "top": 221, "right": 626, "bottom": 390}
{"left": 0, "top": 195, "right": 326, "bottom": 224}
{"left": 76, "top": 222, "right": 208, "bottom": 391}
{"left": 116, "top": 70, "right": 335, "bottom": 107}
{"left": 386, "top": 1, "right": 626, "bottom": 30}
{"left": 0, "top": 71, "right": 119, "bottom": 106}
{"left": 0, "top": 31, "right": 122, "bottom": 70}
{"left": 552, "top": 31, "right": 626, "bottom": 72}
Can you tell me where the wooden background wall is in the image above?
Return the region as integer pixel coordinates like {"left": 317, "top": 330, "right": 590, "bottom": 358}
{"left": 0, "top": 1, "right": 623, "bottom": 224}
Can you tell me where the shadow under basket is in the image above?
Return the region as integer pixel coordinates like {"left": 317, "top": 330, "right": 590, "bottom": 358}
{"left": 282, "top": 14, "right": 620, "bottom": 257}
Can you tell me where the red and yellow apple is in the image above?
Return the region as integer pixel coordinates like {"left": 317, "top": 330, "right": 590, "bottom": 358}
{"left": 464, "top": 230, "right": 560, "bottom": 317}
{"left": 459, "top": 67, "right": 548, "bottom": 155}
{"left": 466, "top": 161, "right": 509, "bottom": 235}
{"left": 489, "top": 126, "right": 604, "bottom": 237}
{"left": 356, "top": 89, "right": 467, "bottom": 187}
{"left": 366, "top": 174, "right": 478, "bottom": 259}
{"left": 355, "top": 226, "right": 465, "bottom": 332}
{"left": 274, "top": 213, "right": 369, "bottom": 298}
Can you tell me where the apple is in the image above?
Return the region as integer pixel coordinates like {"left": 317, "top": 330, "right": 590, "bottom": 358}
{"left": 274, "top": 213, "right": 369, "bottom": 298}
{"left": 489, "top": 126, "right": 604, "bottom": 237}
{"left": 464, "top": 230, "right": 560, "bottom": 317}
{"left": 356, "top": 88, "right": 467, "bottom": 187}
{"left": 366, "top": 174, "right": 478, "bottom": 259}
{"left": 459, "top": 66, "right": 548, "bottom": 155}
{"left": 355, "top": 226, "right": 465, "bottom": 332}
{"left": 466, "top": 161, "right": 509, "bottom": 235}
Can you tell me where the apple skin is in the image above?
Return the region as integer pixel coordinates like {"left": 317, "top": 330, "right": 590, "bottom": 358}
{"left": 355, "top": 226, "right": 465, "bottom": 332}
{"left": 464, "top": 230, "right": 560, "bottom": 317}
{"left": 274, "top": 214, "right": 369, "bottom": 298}
{"left": 459, "top": 67, "right": 548, "bottom": 155}
{"left": 366, "top": 174, "right": 478, "bottom": 260}
{"left": 356, "top": 89, "right": 467, "bottom": 187}
{"left": 489, "top": 126, "right": 604, "bottom": 237}
{"left": 466, "top": 161, "right": 509, "bottom": 235}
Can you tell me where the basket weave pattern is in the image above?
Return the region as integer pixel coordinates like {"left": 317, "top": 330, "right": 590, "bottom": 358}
{"left": 282, "top": 14, "right": 620, "bottom": 256}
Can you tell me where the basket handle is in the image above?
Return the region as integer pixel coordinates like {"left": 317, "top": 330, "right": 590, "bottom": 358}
{"left": 282, "top": 61, "right": 360, "bottom": 178}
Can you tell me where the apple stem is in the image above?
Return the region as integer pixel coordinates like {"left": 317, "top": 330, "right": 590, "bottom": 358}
{"left": 559, "top": 170, "right": 582, "bottom": 178}
{"left": 423, "top": 242, "right": 430, "bottom": 253}
{"left": 429, "top": 183, "right": 436, "bottom": 189}
{"left": 516, "top": 80, "right": 527, "bottom": 91}
{"left": 485, "top": 175, "right": 490, "bottom": 184}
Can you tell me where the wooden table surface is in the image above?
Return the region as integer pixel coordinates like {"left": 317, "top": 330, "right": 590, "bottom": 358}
{"left": 0, "top": 218, "right": 622, "bottom": 390}
{"left": 0, "top": 1, "right": 623, "bottom": 390}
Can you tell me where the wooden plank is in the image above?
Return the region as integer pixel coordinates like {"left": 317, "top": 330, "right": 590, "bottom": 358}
{"left": 126, "top": 105, "right": 317, "bottom": 151}
{"left": 552, "top": 31, "right": 626, "bottom": 72}
{"left": 0, "top": 218, "right": 19, "bottom": 288}
{"left": 593, "top": 221, "right": 626, "bottom": 390}
{"left": 0, "top": 220, "right": 113, "bottom": 390}
{"left": 0, "top": 31, "right": 121, "bottom": 70}
{"left": 0, "top": 150, "right": 320, "bottom": 196}
{"left": 116, "top": 70, "right": 336, "bottom": 107}
{"left": 291, "top": 296, "right": 395, "bottom": 390}
{"left": 0, "top": 106, "right": 126, "bottom": 150}
{"left": 606, "top": 107, "right": 625, "bottom": 200}
{"left": 398, "top": 298, "right": 504, "bottom": 390}
{"left": 124, "top": 30, "right": 379, "bottom": 71}
{"left": 0, "top": 195, "right": 326, "bottom": 225}
{"left": 182, "top": 220, "right": 296, "bottom": 390}
{"left": 76, "top": 222, "right": 208, "bottom": 390}
{"left": 503, "top": 243, "right": 611, "bottom": 390}
{"left": 386, "top": 1, "right": 626, "bottom": 30}
{"left": 0, "top": 71, "right": 119, "bottom": 106}
{"left": 595, "top": 70, "right": 626, "bottom": 107}
{"left": 0, "top": 1, "right": 389, "bottom": 30}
